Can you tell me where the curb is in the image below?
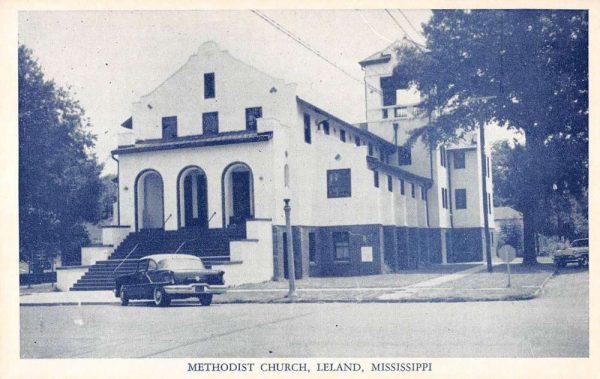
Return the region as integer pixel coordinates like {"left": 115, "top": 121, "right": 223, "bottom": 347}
{"left": 20, "top": 269, "right": 558, "bottom": 307}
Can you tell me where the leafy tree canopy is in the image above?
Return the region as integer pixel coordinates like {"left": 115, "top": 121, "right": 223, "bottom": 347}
{"left": 19, "top": 45, "right": 104, "bottom": 265}
{"left": 394, "top": 10, "right": 588, "bottom": 264}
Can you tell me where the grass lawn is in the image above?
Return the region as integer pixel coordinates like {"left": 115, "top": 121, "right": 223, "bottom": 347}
{"left": 449, "top": 262, "right": 556, "bottom": 289}
{"left": 234, "top": 263, "right": 480, "bottom": 290}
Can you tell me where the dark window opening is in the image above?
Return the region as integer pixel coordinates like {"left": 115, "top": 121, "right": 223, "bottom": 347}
{"left": 161, "top": 116, "right": 177, "bottom": 140}
{"left": 333, "top": 232, "right": 350, "bottom": 261}
{"left": 327, "top": 169, "right": 351, "bottom": 198}
{"left": 245, "top": 107, "right": 262, "bottom": 132}
{"left": 455, "top": 189, "right": 467, "bottom": 209}
{"left": 355, "top": 136, "right": 361, "bottom": 147}
{"left": 202, "top": 112, "right": 219, "bottom": 135}
{"left": 387, "top": 175, "right": 393, "bottom": 192}
{"left": 304, "top": 113, "right": 312, "bottom": 144}
{"left": 411, "top": 183, "right": 416, "bottom": 198}
{"left": 398, "top": 146, "right": 412, "bottom": 166}
{"left": 340, "top": 129, "right": 346, "bottom": 142}
{"left": 421, "top": 186, "right": 426, "bottom": 200}
{"left": 440, "top": 146, "right": 447, "bottom": 167}
{"left": 380, "top": 76, "right": 397, "bottom": 106}
{"left": 454, "top": 150, "right": 466, "bottom": 169}
{"left": 368, "top": 143, "right": 373, "bottom": 156}
{"left": 382, "top": 109, "right": 388, "bottom": 119}
{"left": 374, "top": 171, "right": 379, "bottom": 188}
{"left": 322, "top": 121, "right": 330, "bottom": 135}
{"left": 400, "top": 179, "right": 405, "bottom": 195}
{"left": 204, "top": 73, "right": 215, "bottom": 99}
{"left": 309, "top": 232, "right": 317, "bottom": 264}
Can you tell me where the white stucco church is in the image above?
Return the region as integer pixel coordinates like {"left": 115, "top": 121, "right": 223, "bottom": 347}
{"left": 63, "top": 40, "right": 495, "bottom": 290}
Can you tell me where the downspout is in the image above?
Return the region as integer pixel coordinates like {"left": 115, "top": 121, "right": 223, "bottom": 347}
{"left": 111, "top": 153, "right": 120, "bottom": 225}
{"left": 362, "top": 67, "right": 368, "bottom": 129}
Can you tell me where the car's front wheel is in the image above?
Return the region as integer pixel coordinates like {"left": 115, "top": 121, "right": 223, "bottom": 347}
{"left": 579, "top": 255, "right": 589, "bottom": 268}
{"left": 153, "top": 287, "right": 171, "bottom": 307}
{"left": 198, "top": 294, "right": 213, "bottom": 306}
{"left": 120, "top": 287, "right": 129, "bottom": 306}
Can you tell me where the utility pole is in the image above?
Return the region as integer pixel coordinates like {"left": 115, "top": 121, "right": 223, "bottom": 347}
{"left": 283, "top": 199, "right": 297, "bottom": 301}
{"left": 479, "top": 120, "right": 493, "bottom": 273}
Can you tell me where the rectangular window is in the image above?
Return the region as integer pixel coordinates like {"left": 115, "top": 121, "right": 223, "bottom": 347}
{"left": 327, "top": 169, "right": 351, "bottom": 198}
{"left": 202, "top": 112, "right": 219, "bottom": 135}
{"left": 333, "top": 232, "right": 350, "bottom": 261}
{"left": 380, "top": 76, "right": 396, "bottom": 106}
{"left": 322, "top": 121, "right": 330, "bottom": 135}
{"left": 454, "top": 150, "right": 466, "bottom": 169}
{"left": 368, "top": 143, "right": 373, "bottom": 156}
{"left": 374, "top": 171, "right": 379, "bottom": 188}
{"left": 440, "top": 146, "right": 446, "bottom": 167}
{"left": 161, "top": 116, "right": 177, "bottom": 140}
{"left": 304, "top": 113, "right": 311, "bottom": 144}
{"left": 421, "top": 186, "right": 426, "bottom": 200}
{"left": 411, "top": 183, "right": 416, "bottom": 198}
{"left": 355, "top": 136, "right": 361, "bottom": 147}
{"left": 400, "top": 179, "right": 405, "bottom": 195}
{"left": 455, "top": 188, "right": 467, "bottom": 209}
{"left": 387, "top": 175, "right": 393, "bottom": 192}
{"left": 204, "top": 73, "right": 215, "bottom": 99}
{"left": 398, "top": 146, "right": 412, "bottom": 165}
{"left": 441, "top": 188, "right": 447, "bottom": 209}
{"left": 382, "top": 108, "right": 389, "bottom": 119}
{"left": 309, "top": 232, "right": 317, "bottom": 264}
{"left": 340, "top": 129, "right": 346, "bottom": 142}
{"left": 245, "top": 107, "right": 262, "bottom": 132}
{"left": 394, "top": 107, "right": 408, "bottom": 118}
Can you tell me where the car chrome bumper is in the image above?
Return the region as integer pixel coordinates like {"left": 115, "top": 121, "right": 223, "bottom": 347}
{"left": 163, "top": 284, "right": 228, "bottom": 295}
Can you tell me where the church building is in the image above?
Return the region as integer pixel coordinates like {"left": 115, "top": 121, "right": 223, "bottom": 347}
{"left": 65, "top": 40, "right": 495, "bottom": 290}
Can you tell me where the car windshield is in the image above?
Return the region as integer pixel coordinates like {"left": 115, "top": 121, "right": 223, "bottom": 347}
{"left": 571, "top": 239, "right": 588, "bottom": 248}
{"left": 156, "top": 257, "right": 206, "bottom": 271}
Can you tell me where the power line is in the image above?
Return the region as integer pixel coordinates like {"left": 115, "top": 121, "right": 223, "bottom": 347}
{"left": 398, "top": 9, "right": 426, "bottom": 44}
{"left": 384, "top": 9, "right": 426, "bottom": 50}
{"left": 251, "top": 9, "right": 382, "bottom": 95}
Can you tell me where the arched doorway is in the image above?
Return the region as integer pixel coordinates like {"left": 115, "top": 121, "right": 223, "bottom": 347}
{"left": 135, "top": 170, "right": 164, "bottom": 230}
{"left": 177, "top": 166, "right": 208, "bottom": 229}
{"left": 222, "top": 162, "right": 254, "bottom": 227}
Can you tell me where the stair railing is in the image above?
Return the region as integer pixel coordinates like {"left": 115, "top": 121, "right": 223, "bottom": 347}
{"left": 111, "top": 213, "right": 172, "bottom": 274}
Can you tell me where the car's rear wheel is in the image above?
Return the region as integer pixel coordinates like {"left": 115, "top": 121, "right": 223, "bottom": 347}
{"left": 579, "top": 255, "right": 589, "bottom": 268}
{"left": 198, "top": 294, "right": 213, "bottom": 306}
{"left": 153, "top": 287, "right": 171, "bottom": 307}
{"left": 120, "top": 287, "right": 129, "bottom": 306}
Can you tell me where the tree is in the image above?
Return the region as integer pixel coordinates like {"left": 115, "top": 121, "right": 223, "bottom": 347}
{"left": 19, "top": 45, "right": 104, "bottom": 266}
{"left": 393, "top": 10, "right": 588, "bottom": 265}
{"left": 492, "top": 139, "right": 587, "bottom": 242}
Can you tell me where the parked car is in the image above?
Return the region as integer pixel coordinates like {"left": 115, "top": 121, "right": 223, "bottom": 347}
{"left": 552, "top": 238, "right": 589, "bottom": 269}
{"left": 115, "top": 254, "right": 227, "bottom": 307}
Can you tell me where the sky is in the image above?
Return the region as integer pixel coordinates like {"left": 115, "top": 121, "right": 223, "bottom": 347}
{"left": 18, "top": 10, "right": 517, "bottom": 174}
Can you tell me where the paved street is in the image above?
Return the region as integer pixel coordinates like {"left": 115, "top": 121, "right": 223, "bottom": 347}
{"left": 20, "top": 268, "right": 588, "bottom": 358}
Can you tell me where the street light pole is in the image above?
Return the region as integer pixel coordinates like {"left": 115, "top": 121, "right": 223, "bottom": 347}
{"left": 479, "top": 120, "right": 493, "bottom": 273}
{"left": 283, "top": 199, "right": 297, "bottom": 301}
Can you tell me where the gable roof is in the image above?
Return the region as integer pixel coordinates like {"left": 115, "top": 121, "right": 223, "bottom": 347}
{"left": 296, "top": 97, "right": 396, "bottom": 152}
{"left": 359, "top": 38, "right": 424, "bottom": 67}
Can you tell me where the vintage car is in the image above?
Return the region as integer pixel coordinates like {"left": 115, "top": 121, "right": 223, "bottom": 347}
{"left": 115, "top": 254, "right": 227, "bottom": 307}
{"left": 552, "top": 238, "right": 589, "bottom": 269}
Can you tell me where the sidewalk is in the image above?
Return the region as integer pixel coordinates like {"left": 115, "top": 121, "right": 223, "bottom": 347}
{"left": 20, "top": 259, "right": 556, "bottom": 306}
